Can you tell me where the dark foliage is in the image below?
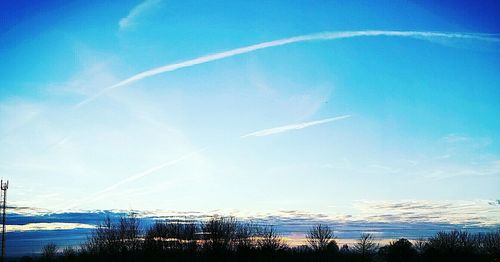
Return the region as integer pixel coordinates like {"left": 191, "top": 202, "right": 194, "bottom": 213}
{"left": 378, "top": 238, "right": 417, "bottom": 262}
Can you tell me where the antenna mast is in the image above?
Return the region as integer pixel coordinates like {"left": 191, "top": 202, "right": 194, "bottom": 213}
{"left": 1, "top": 180, "right": 8, "bottom": 262}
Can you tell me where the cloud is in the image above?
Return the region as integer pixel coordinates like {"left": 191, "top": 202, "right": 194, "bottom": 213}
{"left": 241, "top": 115, "right": 351, "bottom": 138}
{"left": 442, "top": 133, "right": 469, "bottom": 143}
{"left": 7, "top": 222, "right": 95, "bottom": 233}
{"left": 7, "top": 206, "right": 54, "bottom": 216}
{"left": 75, "top": 30, "right": 500, "bottom": 107}
{"left": 353, "top": 200, "right": 500, "bottom": 226}
{"left": 440, "top": 133, "right": 492, "bottom": 151}
{"left": 119, "top": 0, "right": 162, "bottom": 30}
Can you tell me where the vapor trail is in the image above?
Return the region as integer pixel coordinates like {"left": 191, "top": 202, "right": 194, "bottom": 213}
{"left": 66, "top": 148, "right": 204, "bottom": 209}
{"left": 68, "top": 114, "right": 350, "bottom": 209}
{"left": 242, "top": 115, "right": 351, "bottom": 138}
{"left": 75, "top": 30, "right": 500, "bottom": 108}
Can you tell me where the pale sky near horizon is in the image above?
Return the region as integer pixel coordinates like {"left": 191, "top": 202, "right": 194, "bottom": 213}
{"left": 1, "top": 0, "right": 500, "bottom": 226}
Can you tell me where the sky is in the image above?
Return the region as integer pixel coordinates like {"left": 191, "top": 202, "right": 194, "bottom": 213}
{"left": 1, "top": 0, "right": 500, "bottom": 233}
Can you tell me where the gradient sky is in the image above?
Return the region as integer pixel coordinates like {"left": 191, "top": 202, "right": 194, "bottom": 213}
{"left": 1, "top": 0, "right": 500, "bottom": 226}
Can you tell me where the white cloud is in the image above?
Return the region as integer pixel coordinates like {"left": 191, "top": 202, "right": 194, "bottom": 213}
{"left": 7, "top": 222, "right": 95, "bottom": 233}
{"left": 353, "top": 199, "right": 500, "bottom": 226}
{"left": 7, "top": 206, "right": 54, "bottom": 216}
{"left": 241, "top": 115, "right": 351, "bottom": 138}
{"left": 119, "top": 0, "right": 162, "bottom": 30}
{"left": 442, "top": 133, "right": 469, "bottom": 143}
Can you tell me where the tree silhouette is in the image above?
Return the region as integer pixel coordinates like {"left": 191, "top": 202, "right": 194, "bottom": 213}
{"left": 144, "top": 219, "right": 198, "bottom": 252}
{"left": 353, "top": 233, "right": 377, "bottom": 258}
{"left": 256, "top": 225, "right": 287, "bottom": 252}
{"left": 306, "top": 224, "right": 338, "bottom": 253}
{"left": 424, "top": 230, "right": 480, "bottom": 261}
{"left": 478, "top": 229, "right": 500, "bottom": 260}
{"left": 41, "top": 243, "right": 57, "bottom": 262}
{"left": 379, "top": 238, "right": 417, "bottom": 262}
{"left": 37, "top": 215, "right": 500, "bottom": 262}
{"left": 83, "top": 214, "right": 141, "bottom": 257}
{"left": 202, "top": 216, "right": 239, "bottom": 253}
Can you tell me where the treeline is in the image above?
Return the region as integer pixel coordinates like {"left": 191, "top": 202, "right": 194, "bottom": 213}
{"left": 17, "top": 215, "right": 500, "bottom": 262}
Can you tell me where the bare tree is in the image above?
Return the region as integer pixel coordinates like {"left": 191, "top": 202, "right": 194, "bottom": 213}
{"left": 144, "top": 221, "right": 169, "bottom": 251}
{"left": 354, "top": 233, "right": 378, "bottom": 257}
{"left": 235, "top": 222, "right": 256, "bottom": 251}
{"left": 62, "top": 246, "right": 77, "bottom": 259}
{"left": 145, "top": 219, "right": 199, "bottom": 251}
{"left": 306, "top": 224, "right": 336, "bottom": 252}
{"left": 414, "top": 237, "right": 428, "bottom": 254}
{"left": 175, "top": 220, "right": 199, "bottom": 251}
{"left": 478, "top": 229, "right": 500, "bottom": 260}
{"left": 84, "top": 216, "right": 116, "bottom": 255}
{"left": 83, "top": 214, "right": 141, "bottom": 256}
{"left": 118, "top": 215, "right": 141, "bottom": 253}
{"left": 428, "top": 230, "right": 478, "bottom": 253}
{"left": 478, "top": 229, "right": 500, "bottom": 258}
{"left": 41, "top": 243, "right": 58, "bottom": 261}
{"left": 256, "top": 225, "right": 287, "bottom": 252}
{"left": 202, "top": 216, "right": 239, "bottom": 252}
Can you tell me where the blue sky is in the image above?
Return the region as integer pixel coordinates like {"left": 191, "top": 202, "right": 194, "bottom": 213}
{"left": 1, "top": 0, "right": 500, "bottom": 229}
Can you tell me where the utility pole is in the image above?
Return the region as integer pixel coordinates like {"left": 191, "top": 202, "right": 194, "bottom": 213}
{"left": 1, "top": 179, "right": 8, "bottom": 262}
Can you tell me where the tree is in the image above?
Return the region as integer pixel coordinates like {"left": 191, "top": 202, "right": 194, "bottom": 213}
{"left": 144, "top": 221, "right": 170, "bottom": 252}
{"left": 117, "top": 215, "right": 141, "bottom": 253}
{"left": 427, "top": 230, "right": 477, "bottom": 254}
{"left": 478, "top": 229, "right": 500, "bottom": 260}
{"left": 145, "top": 219, "right": 199, "bottom": 252}
{"left": 202, "top": 216, "right": 239, "bottom": 252}
{"left": 41, "top": 243, "right": 57, "bottom": 261}
{"left": 256, "top": 225, "right": 287, "bottom": 252}
{"left": 83, "top": 214, "right": 141, "bottom": 256}
{"left": 354, "top": 233, "right": 378, "bottom": 257}
{"left": 340, "top": 244, "right": 349, "bottom": 253}
{"left": 235, "top": 222, "right": 256, "bottom": 252}
{"left": 62, "top": 247, "right": 77, "bottom": 259}
{"left": 306, "top": 224, "right": 337, "bottom": 252}
{"left": 381, "top": 238, "right": 417, "bottom": 262}
{"left": 413, "top": 237, "right": 428, "bottom": 254}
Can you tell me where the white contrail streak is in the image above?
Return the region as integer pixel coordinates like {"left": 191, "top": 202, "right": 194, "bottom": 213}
{"left": 242, "top": 115, "right": 351, "bottom": 138}
{"left": 75, "top": 30, "right": 500, "bottom": 108}
{"left": 66, "top": 148, "right": 204, "bottom": 209}
{"left": 67, "top": 115, "right": 349, "bottom": 209}
{"left": 67, "top": 114, "right": 349, "bottom": 209}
